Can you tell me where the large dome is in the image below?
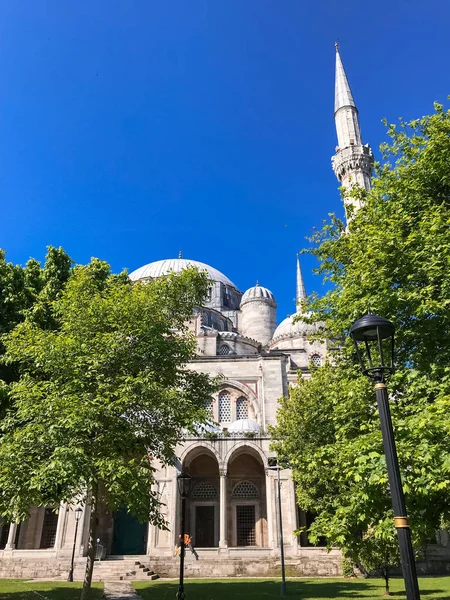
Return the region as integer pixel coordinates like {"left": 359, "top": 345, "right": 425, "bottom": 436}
{"left": 129, "top": 258, "right": 237, "bottom": 288}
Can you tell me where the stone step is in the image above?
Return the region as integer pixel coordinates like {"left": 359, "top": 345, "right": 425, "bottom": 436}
{"left": 71, "top": 559, "right": 159, "bottom": 582}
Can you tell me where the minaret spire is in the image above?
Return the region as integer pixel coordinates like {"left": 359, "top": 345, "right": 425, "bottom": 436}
{"left": 334, "top": 43, "right": 356, "bottom": 117}
{"left": 296, "top": 254, "right": 306, "bottom": 313}
{"left": 332, "top": 44, "right": 374, "bottom": 218}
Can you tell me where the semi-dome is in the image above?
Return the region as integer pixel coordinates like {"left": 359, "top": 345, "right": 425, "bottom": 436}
{"left": 270, "top": 313, "right": 318, "bottom": 344}
{"left": 129, "top": 258, "right": 237, "bottom": 289}
{"left": 241, "top": 284, "right": 275, "bottom": 305}
{"left": 228, "top": 419, "right": 261, "bottom": 435}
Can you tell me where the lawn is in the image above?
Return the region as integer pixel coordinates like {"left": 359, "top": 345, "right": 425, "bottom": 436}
{"left": 134, "top": 577, "right": 450, "bottom": 600}
{"left": 0, "top": 579, "right": 104, "bottom": 599}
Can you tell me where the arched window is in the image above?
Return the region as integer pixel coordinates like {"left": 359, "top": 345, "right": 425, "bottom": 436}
{"left": 191, "top": 481, "right": 218, "bottom": 499}
{"left": 218, "top": 390, "right": 231, "bottom": 422}
{"left": 310, "top": 354, "right": 322, "bottom": 367}
{"left": 219, "top": 344, "right": 231, "bottom": 355}
{"left": 232, "top": 480, "right": 259, "bottom": 498}
{"left": 236, "top": 396, "right": 249, "bottom": 420}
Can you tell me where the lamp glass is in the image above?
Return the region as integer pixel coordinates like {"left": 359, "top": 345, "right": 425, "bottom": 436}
{"left": 74, "top": 507, "right": 83, "bottom": 522}
{"left": 177, "top": 472, "right": 192, "bottom": 498}
{"left": 349, "top": 314, "right": 395, "bottom": 380}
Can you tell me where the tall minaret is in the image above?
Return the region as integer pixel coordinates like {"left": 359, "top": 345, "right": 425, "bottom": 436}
{"left": 332, "top": 43, "right": 374, "bottom": 215}
{"left": 296, "top": 254, "right": 306, "bottom": 313}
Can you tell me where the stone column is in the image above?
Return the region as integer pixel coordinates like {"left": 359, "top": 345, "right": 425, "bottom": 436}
{"left": 219, "top": 470, "right": 228, "bottom": 548}
{"left": 78, "top": 504, "right": 89, "bottom": 556}
{"left": 5, "top": 523, "right": 18, "bottom": 550}
{"left": 54, "top": 503, "right": 67, "bottom": 552}
{"left": 265, "top": 470, "right": 274, "bottom": 548}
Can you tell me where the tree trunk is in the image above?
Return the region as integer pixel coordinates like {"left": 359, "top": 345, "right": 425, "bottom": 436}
{"left": 383, "top": 569, "right": 390, "bottom": 596}
{"left": 81, "top": 482, "right": 98, "bottom": 600}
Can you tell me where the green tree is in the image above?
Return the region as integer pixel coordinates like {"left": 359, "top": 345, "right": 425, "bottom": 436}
{"left": 0, "top": 246, "right": 72, "bottom": 414}
{"left": 0, "top": 260, "right": 215, "bottom": 599}
{"left": 272, "top": 102, "right": 450, "bottom": 590}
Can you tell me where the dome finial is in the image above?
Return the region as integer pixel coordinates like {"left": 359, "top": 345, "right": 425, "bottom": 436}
{"left": 335, "top": 41, "right": 339, "bottom": 51}
{"left": 178, "top": 250, "right": 182, "bottom": 259}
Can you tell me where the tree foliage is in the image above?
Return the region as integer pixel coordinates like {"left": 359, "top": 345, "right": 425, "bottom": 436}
{"left": 0, "top": 246, "right": 72, "bottom": 414}
{"left": 0, "top": 259, "right": 215, "bottom": 597}
{"left": 272, "top": 102, "right": 450, "bottom": 582}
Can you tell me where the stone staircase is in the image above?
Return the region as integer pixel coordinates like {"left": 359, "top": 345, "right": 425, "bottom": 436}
{"left": 74, "top": 558, "right": 160, "bottom": 581}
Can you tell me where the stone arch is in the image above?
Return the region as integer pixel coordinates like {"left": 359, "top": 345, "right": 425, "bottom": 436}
{"left": 179, "top": 441, "right": 223, "bottom": 470}
{"left": 226, "top": 443, "right": 267, "bottom": 548}
{"left": 223, "top": 441, "right": 268, "bottom": 472}
{"left": 180, "top": 443, "right": 221, "bottom": 549}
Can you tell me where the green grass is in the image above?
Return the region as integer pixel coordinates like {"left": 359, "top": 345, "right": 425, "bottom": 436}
{"left": 134, "top": 577, "right": 450, "bottom": 600}
{"left": 0, "top": 579, "right": 104, "bottom": 599}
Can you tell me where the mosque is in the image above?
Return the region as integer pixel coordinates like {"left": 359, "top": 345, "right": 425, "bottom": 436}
{"left": 0, "top": 47, "right": 379, "bottom": 579}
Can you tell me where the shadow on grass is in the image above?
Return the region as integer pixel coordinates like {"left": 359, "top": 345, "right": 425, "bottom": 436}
{"left": 0, "top": 580, "right": 104, "bottom": 599}
{"left": 134, "top": 578, "right": 450, "bottom": 600}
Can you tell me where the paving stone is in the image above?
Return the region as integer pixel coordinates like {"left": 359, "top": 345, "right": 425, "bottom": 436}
{"left": 103, "top": 581, "right": 143, "bottom": 600}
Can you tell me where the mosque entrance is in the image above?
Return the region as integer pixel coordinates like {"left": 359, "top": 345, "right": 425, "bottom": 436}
{"left": 194, "top": 505, "right": 215, "bottom": 547}
{"left": 111, "top": 509, "right": 147, "bottom": 555}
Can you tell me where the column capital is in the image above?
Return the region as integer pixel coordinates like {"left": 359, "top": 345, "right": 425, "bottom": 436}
{"left": 219, "top": 469, "right": 228, "bottom": 477}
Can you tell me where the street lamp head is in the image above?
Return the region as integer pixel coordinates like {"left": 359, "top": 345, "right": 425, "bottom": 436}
{"left": 74, "top": 507, "right": 83, "bottom": 522}
{"left": 177, "top": 471, "right": 192, "bottom": 498}
{"left": 349, "top": 313, "right": 395, "bottom": 382}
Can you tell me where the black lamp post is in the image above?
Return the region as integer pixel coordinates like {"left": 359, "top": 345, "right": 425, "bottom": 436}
{"left": 349, "top": 314, "right": 420, "bottom": 600}
{"left": 67, "top": 507, "right": 83, "bottom": 582}
{"left": 176, "top": 471, "right": 192, "bottom": 600}
{"left": 268, "top": 457, "right": 287, "bottom": 597}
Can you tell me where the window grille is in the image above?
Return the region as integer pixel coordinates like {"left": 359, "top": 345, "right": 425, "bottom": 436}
{"left": 236, "top": 505, "right": 256, "bottom": 546}
{"left": 206, "top": 398, "right": 214, "bottom": 418}
{"left": 310, "top": 354, "right": 322, "bottom": 367}
{"left": 219, "top": 344, "right": 230, "bottom": 355}
{"left": 236, "top": 397, "right": 249, "bottom": 420}
{"left": 39, "top": 508, "right": 58, "bottom": 549}
{"left": 232, "top": 481, "right": 259, "bottom": 498}
{"left": 218, "top": 391, "right": 231, "bottom": 422}
{"left": 191, "top": 481, "right": 218, "bottom": 499}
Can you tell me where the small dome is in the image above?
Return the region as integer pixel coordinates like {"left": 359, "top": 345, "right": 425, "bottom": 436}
{"left": 228, "top": 419, "right": 261, "bottom": 435}
{"left": 241, "top": 284, "right": 275, "bottom": 305}
{"left": 271, "top": 313, "right": 318, "bottom": 344}
{"left": 129, "top": 258, "right": 237, "bottom": 289}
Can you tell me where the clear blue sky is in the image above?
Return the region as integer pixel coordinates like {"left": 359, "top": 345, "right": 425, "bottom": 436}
{"left": 0, "top": 0, "right": 448, "bottom": 322}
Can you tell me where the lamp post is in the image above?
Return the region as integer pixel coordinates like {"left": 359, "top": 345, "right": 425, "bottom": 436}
{"left": 67, "top": 507, "right": 83, "bottom": 582}
{"left": 268, "top": 457, "right": 287, "bottom": 597}
{"left": 176, "top": 471, "right": 192, "bottom": 600}
{"left": 349, "top": 313, "right": 420, "bottom": 600}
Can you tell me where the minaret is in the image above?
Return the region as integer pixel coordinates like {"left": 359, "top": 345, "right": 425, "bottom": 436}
{"left": 296, "top": 254, "right": 306, "bottom": 313}
{"left": 332, "top": 43, "right": 374, "bottom": 215}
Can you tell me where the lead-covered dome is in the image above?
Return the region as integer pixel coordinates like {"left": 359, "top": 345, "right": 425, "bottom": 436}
{"left": 129, "top": 258, "right": 237, "bottom": 289}
{"left": 270, "top": 313, "right": 318, "bottom": 346}
{"left": 241, "top": 284, "right": 275, "bottom": 306}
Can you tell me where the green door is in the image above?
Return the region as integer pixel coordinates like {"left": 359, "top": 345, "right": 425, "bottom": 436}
{"left": 111, "top": 509, "right": 147, "bottom": 555}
